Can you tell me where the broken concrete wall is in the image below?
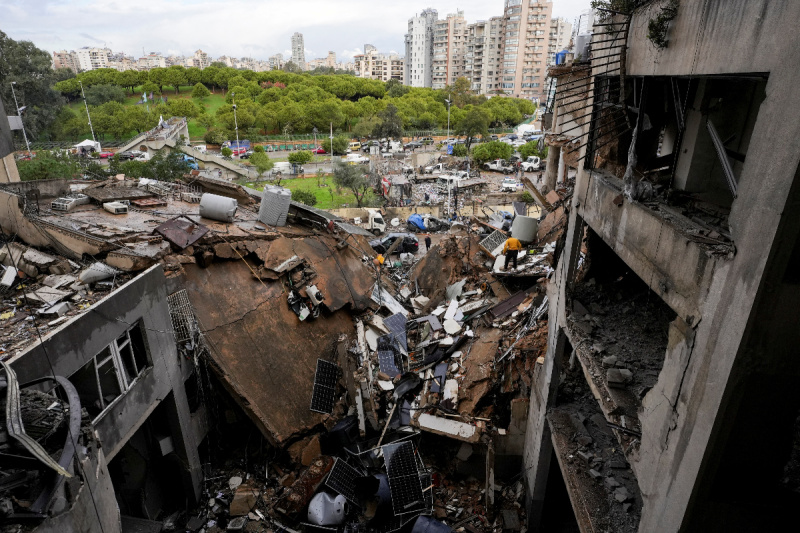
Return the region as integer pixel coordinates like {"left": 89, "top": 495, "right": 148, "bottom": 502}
{"left": 9, "top": 265, "right": 206, "bottom": 503}
{"left": 0, "top": 178, "right": 72, "bottom": 199}
{"left": 33, "top": 446, "right": 121, "bottom": 533}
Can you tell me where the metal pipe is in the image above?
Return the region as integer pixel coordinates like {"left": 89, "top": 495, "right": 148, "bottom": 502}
{"left": 9, "top": 82, "right": 31, "bottom": 157}
{"left": 78, "top": 80, "right": 96, "bottom": 143}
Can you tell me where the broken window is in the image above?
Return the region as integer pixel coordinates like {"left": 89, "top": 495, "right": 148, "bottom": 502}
{"left": 586, "top": 74, "right": 767, "bottom": 213}
{"left": 68, "top": 321, "right": 152, "bottom": 419}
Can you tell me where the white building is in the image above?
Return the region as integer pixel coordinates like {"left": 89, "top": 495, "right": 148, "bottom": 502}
{"left": 52, "top": 50, "right": 80, "bottom": 72}
{"left": 464, "top": 17, "right": 504, "bottom": 95}
{"left": 269, "top": 53, "right": 284, "bottom": 70}
{"left": 548, "top": 17, "right": 572, "bottom": 65}
{"left": 291, "top": 32, "right": 306, "bottom": 70}
{"left": 404, "top": 8, "right": 438, "bottom": 88}
{"left": 354, "top": 50, "right": 405, "bottom": 82}
{"left": 74, "top": 47, "right": 111, "bottom": 72}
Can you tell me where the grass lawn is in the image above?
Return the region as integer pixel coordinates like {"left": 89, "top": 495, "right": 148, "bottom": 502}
{"left": 239, "top": 175, "right": 365, "bottom": 210}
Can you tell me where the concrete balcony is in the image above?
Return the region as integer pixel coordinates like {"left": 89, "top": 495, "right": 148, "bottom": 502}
{"left": 575, "top": 170, "right": 730, "bottom": 322}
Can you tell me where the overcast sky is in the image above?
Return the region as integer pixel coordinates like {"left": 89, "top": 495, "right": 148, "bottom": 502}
{"left": 3, "top": 0, "right": 591, "bottom": 62}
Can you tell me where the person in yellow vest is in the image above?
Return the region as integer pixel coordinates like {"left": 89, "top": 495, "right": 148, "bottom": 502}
{"left": 502, "top": 237, "right": 523, "bottom": 271}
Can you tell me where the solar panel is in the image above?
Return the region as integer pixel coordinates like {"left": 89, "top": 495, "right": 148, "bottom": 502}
{"left": 378, "top": 350, "right": 401, "bottom": 376}
{"left": 310, "top": 359, "right": 340, "bottom": 414}
{"left": 383, "top": 442, "right": 425, "bottom": 515}
{"left": 384, "top": 313, "right": 408, "bottom": 351}
{"left": 420, "top": 472, "right": 433, "bottom": 512}
{"left": 325, "top": 458, "right": 362, "bottom": 506}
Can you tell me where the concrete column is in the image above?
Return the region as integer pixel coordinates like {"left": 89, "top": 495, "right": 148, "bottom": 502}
{"left": 0, "top": 154, "right": 20, "bottom": 183}
{"left": 557, "top": 147, "right": 566, "bottom": 185}
{"left": 544, "top": 145, "right": 560, "bottom": 191}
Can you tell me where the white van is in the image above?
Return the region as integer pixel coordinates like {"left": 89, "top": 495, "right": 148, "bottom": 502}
{"left": 273, "top": 161, "right": 304, "bottom": 175}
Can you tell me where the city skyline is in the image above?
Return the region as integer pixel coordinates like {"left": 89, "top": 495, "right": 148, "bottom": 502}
{"left": 3, "top": 0, "right": 590, "bottom": 63}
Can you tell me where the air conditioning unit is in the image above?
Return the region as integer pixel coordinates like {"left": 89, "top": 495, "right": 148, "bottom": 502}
{"left": 103, "top": 201, "right": 129, "bottom": 215}
{"left": 181, "top": 192, "right": 202, "bottom": 203}
{"left": 51, "top": 197, "right": 79, "bottom": 212}
{"left": 51, "top": 193, "right": 90, "bottom": 212}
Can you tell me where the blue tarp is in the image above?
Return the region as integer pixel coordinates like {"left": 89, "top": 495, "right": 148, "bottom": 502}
{"left": 408, "top": 214, "right": 426, "bottom": 231}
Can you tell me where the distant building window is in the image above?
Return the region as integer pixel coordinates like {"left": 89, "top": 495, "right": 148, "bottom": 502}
{"left": 69, "top": 321, "right": 151, "bottom": 420}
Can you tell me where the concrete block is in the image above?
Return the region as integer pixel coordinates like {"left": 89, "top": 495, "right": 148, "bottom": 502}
{"left": 604, "top": 477, "right": 620, "bottom": 489}
{"left": 456, "top": 443, "right": 474, "bottom": 461}
{"left": 607, "top": 368, "right": 633, "bottom": 388}
{"left": 601, "top": 355, "right": 618, "bottom": 367}
{"left": 576, "top": 451, "right": 593, "bottom": 464}
{"left": 589, "top": 469, "right": 603, "bottom": 479}
{"left": 230, "top": 486, "right": 260, "bottom": 516}
{"left": 614, "top": 486, "right": 631, "bottom": 502}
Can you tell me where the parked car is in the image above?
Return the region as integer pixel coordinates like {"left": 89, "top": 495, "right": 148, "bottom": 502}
{"left": 490, "top": 135, "right": 499, "bottom": 141}
{"left": 404, "top": 141, "right": 423, "bottom": 150}
{"left": 421, "top": 136, "right": 434, "bottom": 145}
{"left": 349, "top": 141, "right": 362, "bottom": 152}
{"left": 118, "top": 151, "right": 138, "bottom": 161}
{"left": 369, "top": 233, "right": 420, "bottom": 255}
{"left": 97, "top": 151, "right": 115, "bottom": 159}
{"left": 240, "top": 150, "right": 254, "bottom": 159}
{"left": 312, "top": 146, "right": 327, "bottom": 154}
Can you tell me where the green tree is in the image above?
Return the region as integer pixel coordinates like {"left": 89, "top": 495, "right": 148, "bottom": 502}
{"left": 191, "top": 82, "right": 211, "bottom": 99}
{"left": 164, "top": 66, "right": 187, "bottom": 94}
{"left": 456, "top": 107, "right": 490, "bottom": 151}
{"left": 332, "top": 162, "right": 371, "bottom": 207}
{"left": 373, "top": 104, "right": 403, "bottom": 139}
{"left": 166, "top": 99, "right": 201, "bottom": 118}
{"left": 197, "top": 114, "right": 216, "bottom": 130}
{"left": 250, "top": 151, "right": 274, "bottom": 177}
{"left": 116, "top": 70, "right": 141, "bottom": 93}
{"left": 149, "top": 150, "right": 191, "bottom": 181}
{"left": 353, "top": 117, "right": 380, "bottom": 139}
{"left": 291, "top": 189, "right": 318, "bottom": 206}
{"left": 0, "top": 30, "right": 68, "bottom": 140}
{"left": 221, "top": 147, "right": 233, "bottom": 158}
{"left": 16, "top": 151, "right": 81, "bottom": 181}
{"left": 519, "top": 141, "right": 547, "bottom": 160}
{"left": 84, "top": 84, "right": 126, "bottom": 106}
{"left": 124, "top": 106, "right": 155, "bottom": 134}
{"left": 322, "top": 135, "right": 349, "bottom": 155}
{"left": 452, "top": 144, "right": 468, "bottom": 157}
{"left": 253, "top": 145, "right": 265, "bottom": 153}
{"left": 288, "top": 150, "right": 313, "bottom": 165}
{"left": 471, "top": 141, "right": 513, "bottom": 165}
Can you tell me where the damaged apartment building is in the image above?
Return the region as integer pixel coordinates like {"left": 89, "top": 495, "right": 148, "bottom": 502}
{"left": 0, "top": 86, "right": 562, "bottom": 531}
{"left": 523, "top": 1, "right": 800, "bottom": 532}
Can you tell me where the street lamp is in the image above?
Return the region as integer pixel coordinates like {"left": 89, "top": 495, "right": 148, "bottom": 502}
{"left": 9, "top": 82, "right": 31, "bottom": 157}
{"left": 231, "top": 92, "right": 240, "bottom": 158}
{"left": 78, "top": 80, "right": 96, "bottom": 143}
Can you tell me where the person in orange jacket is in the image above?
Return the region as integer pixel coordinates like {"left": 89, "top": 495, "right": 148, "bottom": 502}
{"left": 502, "top": 237, "right": 523, "bottom": 271}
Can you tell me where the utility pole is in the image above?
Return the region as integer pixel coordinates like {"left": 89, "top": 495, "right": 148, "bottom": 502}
{"left": 232, "top": 92, "right": 240, "bottom": 158}
{"left": 9, "top": 82, "right": 31, "bottom": 157}
{"left": 78, "top": 80, "right": 96, "bottom": 143}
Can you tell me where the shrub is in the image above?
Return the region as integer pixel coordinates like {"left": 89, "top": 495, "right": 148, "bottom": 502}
{"left": 291, "top": 189, "right": 318, "bottom": 206}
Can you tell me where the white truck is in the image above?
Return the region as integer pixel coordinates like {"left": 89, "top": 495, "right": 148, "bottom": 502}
{"left": 484, "top": 159, "right": 515, "bottom": 173}
{"left": 356, "top": 208, "right": 387, "bottom": 235}
{"left": 521, "top": 156, "right": 541, "bottom": 172}
{"left": 424, "top": 162, "right": 446, "bottom": 174}
{"left": 344, "top": 154, "right": 370, "bottom": 165}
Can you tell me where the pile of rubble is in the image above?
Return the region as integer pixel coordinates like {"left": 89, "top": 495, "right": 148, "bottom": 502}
{"left": 0, "top": 241, "right": 134, "bottom": 356}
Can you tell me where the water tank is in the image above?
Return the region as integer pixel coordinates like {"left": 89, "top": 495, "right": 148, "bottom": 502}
{"left": 258, "top": 185, "right": 292, "bottom": 227}
{"left": 512, "top": 215, "right": 539, "bottom": 243}
{"left": 199, "top": 193, "right": 238, "bottom": 223}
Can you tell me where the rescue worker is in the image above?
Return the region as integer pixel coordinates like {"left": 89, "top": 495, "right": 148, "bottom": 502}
{"left": 424, "top": 235, "right": 432, "bottom": 251}
{"left": 502, "top": 236, "right": 523, "bottom": 271}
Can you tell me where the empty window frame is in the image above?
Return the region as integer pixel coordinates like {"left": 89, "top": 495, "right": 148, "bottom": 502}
{"left": 70, "top": 322, "right": 152, "bottom": 419}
